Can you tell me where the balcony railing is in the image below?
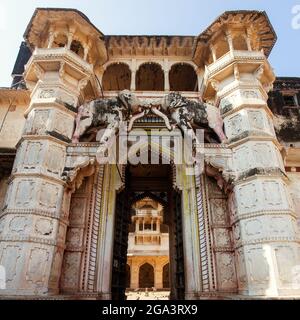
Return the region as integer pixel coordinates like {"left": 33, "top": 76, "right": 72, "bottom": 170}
{"left": 204, "top": 49, "right": 267, "bottom": 80}
{"left": 25, "top": 47, "right": 93, "bottom": 73}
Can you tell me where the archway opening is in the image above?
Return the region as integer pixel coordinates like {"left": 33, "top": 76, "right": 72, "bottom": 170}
{"left": 215, "top": 37, "right": 230, "bottom": 59}
{"left": 52, "top": 34, "right": 67, "bottom": 48}
{"left": 102, "top": 63, "right": 131, "bottom": 91}
{"left": 233, "top": 34, "right": 248, "bottom": 51}
{"left": 136, "top": 63, "right": 164, "bottom": 91}
{"left": 169, "top": 63, "right": 198, "bottom": 91}
{"left": 139, "top": 263, "right": 154, "bottom": 288}
{"left": 111, "top": 164, "right": 184, "bottom": 300}
{"left": 70, "top": 40, "right": 84, "bottom": 58}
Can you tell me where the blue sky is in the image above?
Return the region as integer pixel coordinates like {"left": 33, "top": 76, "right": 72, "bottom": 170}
{"left": 0, "top": 0, "right": 299, "bottom": 87}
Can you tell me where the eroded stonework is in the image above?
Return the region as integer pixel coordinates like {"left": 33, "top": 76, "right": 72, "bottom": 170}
{"left": 0, "top": 8, "right": 299, "bottom": 300}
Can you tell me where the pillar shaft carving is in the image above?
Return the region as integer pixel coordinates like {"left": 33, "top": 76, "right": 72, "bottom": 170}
{"left": 204, "top": 50, "right": 300, "bottom": 296}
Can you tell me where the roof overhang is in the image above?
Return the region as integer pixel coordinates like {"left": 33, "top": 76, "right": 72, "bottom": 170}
{"left": 193, "top": 10, "right": 277, "bottom": 65}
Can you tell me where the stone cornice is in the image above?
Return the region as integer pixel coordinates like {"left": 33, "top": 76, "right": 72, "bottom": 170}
{"left": 10, "top": 172, "right": 66, "bottom": 186}
{"left": 26, "top": 99, "right": 77, "bottom": 117}
{"left": 0, "top": 208, "right": 69, "bottom": 225}
{"left": 231, "top": 210, "right": 297, "bottom": 225}
{"left": 18, "top": 135, "right": 69, "bottom": 148}
{"left": 227, "top": 135, "right": 281, "bottom": 149}
{"left": 234, "top": 237, "right": 300, "bottom": 250}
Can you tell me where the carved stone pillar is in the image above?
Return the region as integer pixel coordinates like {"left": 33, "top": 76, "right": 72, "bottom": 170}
{"left": 155, "top": 264, "right": 163, "bottom": 289}
{"left": 130, "top": 261, "right": 139, "bottom": 289}
{"left": 0, "top": 48, "right": 92, "bottom": 296}
{"left": 207, "top": 55, "right": 300, "bottom": 296}
{"left": 225, "top": 30, "right": 234, "bottom": 52}
{"left": 164, "top": 71, "right": 169, "bottom": 91}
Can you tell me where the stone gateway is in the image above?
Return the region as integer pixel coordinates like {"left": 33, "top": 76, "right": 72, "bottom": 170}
{"left": 0, "top": 8, "right": 300, "bottom": 299}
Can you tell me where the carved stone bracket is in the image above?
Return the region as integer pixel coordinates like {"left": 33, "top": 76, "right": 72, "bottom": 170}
{"left": 63, "top": 156, "right": 96, "bottom": 191}
{"left": 203, "top": 146, "right": 235, "bottom": 192}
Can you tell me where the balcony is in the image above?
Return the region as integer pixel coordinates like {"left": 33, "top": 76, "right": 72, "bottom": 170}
{"left": 24, "top": 47, "right": 94, "bottom": 84}
{"left": 204, "top": 50, "right": 270, "bottom": 82}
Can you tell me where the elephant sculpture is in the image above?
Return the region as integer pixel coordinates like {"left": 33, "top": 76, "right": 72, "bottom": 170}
{"left": 72, "top": 90, "right": 146, "bottom": 159}
{"left": 73, "top": 90, "right": 144, "bottom": 142}
{"left": 72, "top": 90, "right": 227, "bottom": 163}
{"left": 155, "top": 92, "right": 227, "bottom": 144}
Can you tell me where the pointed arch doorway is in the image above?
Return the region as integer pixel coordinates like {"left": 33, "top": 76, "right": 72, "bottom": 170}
{"left": 111, "top": 164, "right": 185, "bottom": 300}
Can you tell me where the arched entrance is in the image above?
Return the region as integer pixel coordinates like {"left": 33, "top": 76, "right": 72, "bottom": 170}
{"left": 102, "top": 63, "right": 131, "bottom": 91}
{"left": 169, "top": 63, "right": 198, "bottom": 91}
{"left": 136, "top": 63, "right": 164, "bottom": 90}
{"left": 139, "top": 263, "right": 154, "bottom": 288}
{"left": 111, "top": 164, "right": 185, "bottom": 300}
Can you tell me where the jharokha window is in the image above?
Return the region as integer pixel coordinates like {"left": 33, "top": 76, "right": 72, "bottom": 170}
{"left": 102, "top": 63, "right": 131, "bottom": 91}
{"left": 169, "top": 63, "right": 198, "bottom": 91}
{"left": 283, "top": 94, "right": 298, "bottom": 107}
{"left": 136, "top": 63, "right": 164, "bottom": 91}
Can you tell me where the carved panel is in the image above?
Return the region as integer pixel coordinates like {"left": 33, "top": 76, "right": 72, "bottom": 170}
{"left": 244, "top": 219, "right": 263, "bottom": 237}
{"left": 269, "top": 216, "right": 290, "bottom": 235}
{"left": 233, "top": 145, "right": 251, "bottom": 171}
{"left": 60, "top": 252, "right": 81, "bottom": 289}
{"left": 253, "top": 143, "right": 272, "bottom": 167}
{"left": 49, "top": 249, "right": 63, "bottom": 284}
{"left": 15, "top": 180, "right": 36, "bottom": 208}
{"left": 31, "top": 110, "right": 49, "bottom": 135}
{"left": 0, "top": 245, "right": 21, "bottom": 282}
{"left": 39, "top": 182, "right": 60, "bottom": 209}
{"left": 242, "top": 90, "right": 260, "bottom": 99}
{"left": 206, "top": 176, "right": 236, "bottom": 291}
{"left": 226, "top": 114, "right": 243, "bottom": 137}
{"left": 236, "top": 248, "right": 247, "bottom": 287}
{"left": 66, "top": 227, "right": 84, "bottom": 249}
{"left": 210, "top": 199, "right": 228, "bottom": 224}
{"left": 247, "top": 247, "right": 269, "bottom": 284}
{"left": 69, "top": 197, "right": 86, "bottom": 225}
{"left": 23, "top": 141, "right": 43, "bottom": 168}
{"left": 39, "top": 89, "right": 55, "bottom": 99}
{"left": 275, "top": 246, "right": 295, "bottom": 284}
{"left": 57, "top": 90, "right": 76, "bottom": 106}
{"left": 214, "top": 228, "right": 231, "bottom": 247}
{"left": 262, "top": 181, "right": 282, "bottom": 206}
{"left": 45, "top": 144, "right": 65, "bottom": 175}
{"left": 35, "top": 218, "right": 54, "bottom": 236}
{"left": 248, "top": 110, "right": 264, "bottom": 130}
{"left": 9, "top": 216, "right": 30, "bottom": 234}
{"left": 60, "top": 175, "right": 93, "bottom": 292}
{"left": 216, "top": 252, "right": 237, "bottom": 290}
{"left": 52, "top": 111, "right": 74, "bottom": 139}
{"left": 26, "top": 247, "right": 50, "bottom": 284}
{"left": 237, "top": 183, "right": 258, "bottom": 210}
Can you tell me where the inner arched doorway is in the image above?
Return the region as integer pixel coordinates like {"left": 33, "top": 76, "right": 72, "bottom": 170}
{"left": 111, "top": 164, "right": 185, "bottom": 300}
{"left": 139, "top": 263, "right": 154, "bottom": 288}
